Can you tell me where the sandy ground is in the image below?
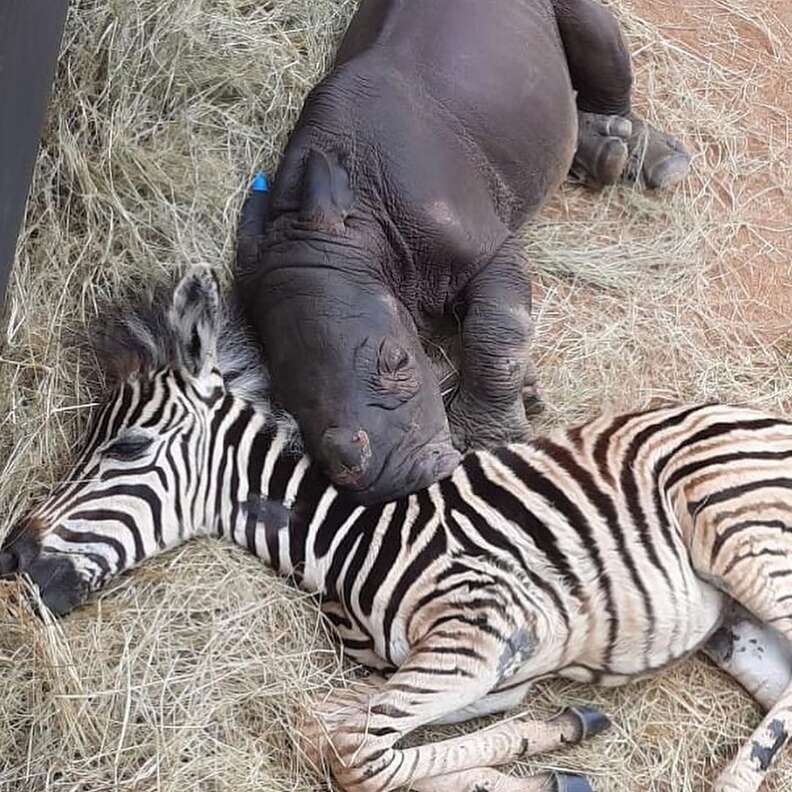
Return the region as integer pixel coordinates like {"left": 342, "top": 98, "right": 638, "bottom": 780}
{"left": 631, "top": 0, "right": 792, "bottom": 341}
{"left": 1, "top": 1, "right": 791, "bottom": 791}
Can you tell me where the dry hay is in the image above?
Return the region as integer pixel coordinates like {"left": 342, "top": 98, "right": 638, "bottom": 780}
{"left": 1, "top": 0, "right": 791, "bottom": 790}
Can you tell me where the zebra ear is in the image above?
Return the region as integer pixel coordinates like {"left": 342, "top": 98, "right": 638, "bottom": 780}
{"left": 169, "top": 266, "right": 221, "bottom": 377}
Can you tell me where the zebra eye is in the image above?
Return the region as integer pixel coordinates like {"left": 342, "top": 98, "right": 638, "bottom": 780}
{"left": 104, "top": 434, "right": 154, "bottom": 461}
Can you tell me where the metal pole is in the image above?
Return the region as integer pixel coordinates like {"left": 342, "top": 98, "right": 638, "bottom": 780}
{"left": 0, "top": 0, "right": 69, "bottom": 315}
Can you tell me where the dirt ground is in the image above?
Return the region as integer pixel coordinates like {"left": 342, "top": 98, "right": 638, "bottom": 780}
{"left": 632, "top": 0, "right": 792, "bottom": 341}
{"left": 1, "top": 1, "right": 791, "bottom": 791}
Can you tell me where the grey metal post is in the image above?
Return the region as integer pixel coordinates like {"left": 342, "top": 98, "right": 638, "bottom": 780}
{"left": 0, "top": 0, "right": 69, "bottom": 315}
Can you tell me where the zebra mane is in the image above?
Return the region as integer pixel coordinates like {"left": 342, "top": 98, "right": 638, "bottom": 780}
{"left": 90, "top": 274, "right": 302, "bottom": 447}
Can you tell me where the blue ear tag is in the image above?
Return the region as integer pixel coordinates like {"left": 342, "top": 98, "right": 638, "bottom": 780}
{"left": 252, "top": 171, "right": 269, "bottom": 193}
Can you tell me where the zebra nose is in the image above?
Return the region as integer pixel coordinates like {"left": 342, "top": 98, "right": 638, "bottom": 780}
{"left": 25, "top": 554, "right": 88, "bottom": 617}
{"left": 0, "top": 550, "right": 18, "bottom": 579}
{"left": 320, "top": 427, "right": 373, "bottom": 487}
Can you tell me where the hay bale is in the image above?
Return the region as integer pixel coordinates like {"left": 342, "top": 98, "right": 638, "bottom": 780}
{"left": 1, "top": 0, "right": 790, "bottom": 789}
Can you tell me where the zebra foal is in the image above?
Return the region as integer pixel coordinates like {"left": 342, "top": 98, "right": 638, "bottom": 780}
{"left": 2, "top": 267, "right": 792, "bottom": 792}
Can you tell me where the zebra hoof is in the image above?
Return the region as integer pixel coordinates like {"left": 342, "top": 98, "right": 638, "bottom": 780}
{"left": 553, "top": 772, "right": 594, "bottom": 792}
{"left": 558, "top": 706, "right": 611, "bottom": 741}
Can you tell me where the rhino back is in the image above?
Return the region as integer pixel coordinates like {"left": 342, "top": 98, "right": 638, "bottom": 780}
{"left": 268, "top": 0, "right": 576, "bottom": 316}
{"left": 336, "top": 0, "right": 577, "bottom": 222}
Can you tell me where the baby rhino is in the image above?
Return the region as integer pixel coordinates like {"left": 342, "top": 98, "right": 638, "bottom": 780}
{"left": 237, "top": 0, "right": 690, "bottom": 504}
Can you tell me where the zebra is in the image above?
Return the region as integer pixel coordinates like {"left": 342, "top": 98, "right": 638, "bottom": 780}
{"left": 2, "top": 266, "right": 792, "bottom": 792}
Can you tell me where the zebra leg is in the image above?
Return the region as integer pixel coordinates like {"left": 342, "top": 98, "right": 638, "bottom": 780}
{"left": 300, "top": 622, "right": 604, "bottom": 792}
{"left": 410, "top": 767, "right": 593, "bottom": 792}
{"left": 321, "top": 600, "right": 396, "bottom": 672}
{"left": 299, "top": 636, "right": 501, "bottom": 791}
{"left": 701, "top": 559, "right": 792, "bottom": 790}
{"left": 713, "top": 646, "right": 792, "bottom": 791}
{"left": 704, "top": 602, "right": 792, "bottom": 712}
{"left": 302, "top": 674, "right": 602, "bottom": 792}
{"left": 431, "top": 679, "right": 534, "bottom": 725}
{"left": 387, "top": 705, "right": 607, "bottom": 786}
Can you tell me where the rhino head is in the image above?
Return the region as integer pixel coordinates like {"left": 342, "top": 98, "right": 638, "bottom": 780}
{"left": 239, "top": 149, "right": 461, "bottom": 505}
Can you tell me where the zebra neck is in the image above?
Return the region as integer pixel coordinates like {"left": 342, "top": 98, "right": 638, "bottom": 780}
{"left": 214, "top": 408, "right": 346, "bottom": 592}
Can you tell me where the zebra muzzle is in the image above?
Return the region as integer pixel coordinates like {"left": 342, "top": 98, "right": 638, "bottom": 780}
{"left": 0, "top": 550, "right": 18, "bottom": 578}
{"left": 21, "top": 552, "right": 89, "bottom": 617}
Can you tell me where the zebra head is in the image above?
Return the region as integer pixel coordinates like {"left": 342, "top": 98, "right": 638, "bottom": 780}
{"left": 1, "top": 267, "right": 271, "bottom": 616}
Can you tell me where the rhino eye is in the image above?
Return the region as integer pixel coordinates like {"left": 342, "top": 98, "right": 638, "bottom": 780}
{"left": 104, "top": 434, "right": 153, "bottom": 461}
{"left": 371, "top": 341, "right": 420, "bottom": 405}
{"left": 378, "top": 341, "right": 411, "bottom": 376}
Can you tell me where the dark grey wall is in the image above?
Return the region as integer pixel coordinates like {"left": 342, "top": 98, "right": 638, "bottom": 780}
{"left": 0, "top": 0, "right": 69, "bottom": 313}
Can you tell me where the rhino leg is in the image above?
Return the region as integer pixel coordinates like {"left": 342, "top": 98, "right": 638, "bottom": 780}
{"left": 551, "top": 0, "right": 633, "bottom": 116}
{"left": 570, "top": 111, "right": 632, "bottom": 188}
{"left": 422, "top": 324, "right": 544, "bottom": 439}
{"left": 552, "top": 0, "right": 690, "bottom": 190}
{"left": 447, "top": 239, "right": 536, "bottom": 452}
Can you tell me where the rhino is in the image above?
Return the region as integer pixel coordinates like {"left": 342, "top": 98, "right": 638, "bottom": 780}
{"left": 237, "top": 0, "right": 690, "bottom": 505}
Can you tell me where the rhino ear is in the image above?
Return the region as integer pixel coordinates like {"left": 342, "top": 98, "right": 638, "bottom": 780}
{"left": 300, "top": 149, "right": 354, "bottom": 230}
{"left": 169, "top": 266, "right": 221, "bottom": 378}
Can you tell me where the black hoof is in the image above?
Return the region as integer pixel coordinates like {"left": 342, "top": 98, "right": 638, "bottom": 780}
{"left": 560, "top": 706, "right": 611, "bottom": 741}
{"left": 553, "top": 772, "right": 594, "bottom": 792}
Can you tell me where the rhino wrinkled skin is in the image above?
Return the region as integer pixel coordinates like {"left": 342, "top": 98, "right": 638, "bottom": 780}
{"left": 237, "top": 0, "right": 690, "bottom": 504}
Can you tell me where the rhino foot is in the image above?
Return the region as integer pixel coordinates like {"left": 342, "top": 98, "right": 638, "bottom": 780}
{"left": 521, "top": 365, "right": 545, "bottom": 418}
{"left": 448, "top": 392, "right": 533, "bottom": 453}
{"left": 622, "top": 116, "right": 691, "bottom": 190}
{"left": 571, "top": 111, "right": 632, "bottom": 189}
{"left": 522, "top": 386, "right": 545, "bottom": 418}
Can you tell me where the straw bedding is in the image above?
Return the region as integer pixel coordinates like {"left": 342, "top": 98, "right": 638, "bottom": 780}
{"left": 1, "top": 1, "right": 791, "bottom": 789}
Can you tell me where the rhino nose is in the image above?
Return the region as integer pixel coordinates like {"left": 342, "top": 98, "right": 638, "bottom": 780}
{"left": 348, "top": 442, "right": 462, "bottom": 506}
{"left": 320, "top": 427, "right": 373, "bottom": 487}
